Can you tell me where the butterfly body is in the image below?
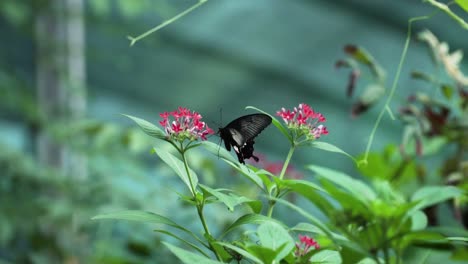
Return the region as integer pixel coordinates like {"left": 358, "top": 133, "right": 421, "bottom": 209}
{"left": 219, "top": 114, "right": 272, "bottom": 164}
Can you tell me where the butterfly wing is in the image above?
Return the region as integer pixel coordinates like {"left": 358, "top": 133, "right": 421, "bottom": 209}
{"left": 219, "top": 114, "right": 272, "bottom": 164}
{"left": 223, "top": 114, "right": 272, "bottom": 147}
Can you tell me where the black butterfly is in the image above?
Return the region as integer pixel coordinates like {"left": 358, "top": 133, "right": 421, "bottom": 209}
{"left": 219, "top": 114, "right": 272, "bottom": 164}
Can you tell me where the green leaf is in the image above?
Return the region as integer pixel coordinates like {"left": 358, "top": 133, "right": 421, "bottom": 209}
{"left": 245, "top": 244, "right": 283, "bottom": 264}
{"left": 291, "top": 223, "right": 326, "bottom": 236}
{"left": 246, "top": 106, "right": 293, "bottom": 144}
{"left": 283, "top": 179, "right": 334, "bottom": 216}
{"left": 410, "top": 210, "right": 428, "bottom": 231}
{"left": 456, "top": 0, "right": 468, "bottom": 13}
{"left": 92, "top": 210, "right": 194, "bottom": 235}
{"left": 154, "top": 229, "right": 209, "bottom": 257}
{"left": 164, "top": 242, "right": 224, "bottom": 264}
{"left": 310, "top": 250, "right": 342, "bottom": 263}
{"left": 221, "top": 214, "right": 285, "bottom": 239}
{"left": 257, "top": 222, "right": 294, "bottom": 262}
{"left": 411, "top": 186, "right": 462, "bottom": 210}
{"left": 199, "top": 184, "right": 259, "bottom": 212}
{"left": 200, "top": 141, "right": 238, "bottom": 164}
{"left": 401, "top": 230, "right": 447, "bottom": 248}
{"left": 308, "top": 165, "right": 377, "bottom": 202}
{"left": 124, "top": 114, "right": 166, "bottom": 140}
{"left": 441, "top": 84, "right": 454, "bottom": 99}
{"left": 153, "top": 147, "right": 198, "bottom": 195}
{"left": 306, "top": 141, "right": 357, "bottom": 163}
{"left": 216, "top": 242, "right": 263, "bottom": 264}
{"left": 223, "top": 159, "right": 265, "bottom": 191}
{"left": 271, "top": 198, "right": 333, "bottom": 239}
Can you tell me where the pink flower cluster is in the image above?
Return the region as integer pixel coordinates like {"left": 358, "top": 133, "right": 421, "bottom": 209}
{"left": 295, "top": 235, "right": 320, "bottom": 257}
{"left": 276, "top": 103, "right": 329, "bottom": 139}
{"left": 159, "top": 107, "right": 214, "bottom": 141}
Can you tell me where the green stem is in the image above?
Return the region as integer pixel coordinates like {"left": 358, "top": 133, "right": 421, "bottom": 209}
{"left": 180, "top": 147, "right": 222, "bottom": 261}
{"left": 361, "top": 14, "right": 432, "bottom": 164}
{"left": 424, "top": 0, "right": 468, "bottom": 30}
{"left": 266, "top": 145, "right": 296, "bottom": 217}
{"left": 279, "top": 145, "right": 296, "bottom": 180}
{"left": 127, "top": 0, "right": 209, "bottom": 46}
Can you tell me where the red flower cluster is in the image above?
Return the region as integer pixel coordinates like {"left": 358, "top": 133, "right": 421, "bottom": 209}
{"left": 295, "top": 235, "right": 320, "bottom": 257}
{"left": 159, "top": 107, "right": 214, "bottom": 141}
{"left": 276, "top": 103, "right": 329, "bottom": 140}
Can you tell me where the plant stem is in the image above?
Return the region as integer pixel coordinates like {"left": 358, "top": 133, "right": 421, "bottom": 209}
{"left": 361, "top": 14, "right": 433, "bottom": 163}
{"left": 279, "top": 145, "right": 295, "bottom": 180}
{"left": 127, "top": 0, "right": 209, "bottom": 46}
{"left": 180, "top": 148, "right": 222, "bottom": 261}
{"left": 267, "top": 145, "right": 296, "bottom": 217}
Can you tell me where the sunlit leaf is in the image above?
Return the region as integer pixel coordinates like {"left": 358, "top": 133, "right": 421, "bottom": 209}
{"left": 153, "top": 147, "right": 198, "bottom": 195}
{"left": 164, "top": 242, "right": 224, "bottom": 264}
{"left": 456, "top": 0, "right": 468, "bottom": 13}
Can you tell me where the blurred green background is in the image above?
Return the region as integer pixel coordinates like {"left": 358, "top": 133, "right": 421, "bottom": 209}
{"left": 0, "top": 0, "right": 466, "bottom": 263}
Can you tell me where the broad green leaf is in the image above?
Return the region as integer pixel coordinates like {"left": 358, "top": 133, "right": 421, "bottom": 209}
{"left": 411, "top": 186, "right": 462, "bottom": 210}
{"left": 257, "top": 222, "right": 294, "bottom": 262}
{"left": 124, "top": 114, "right": 166, "bottom": 140}
{"left": 456, "top": 0, "right": 468, "bottom": 13}
{"left": 306, "top": 141, "right": 357, "bottom": 163}
{"left": 308, "top": 165, "right": 377, "bottom": 202}
{"left": 246, "top": 244, "right": 284, "bottom": 264}
{"left": 410, "top": 210, "right": 428, "bottom": 231}
{"left": 271, "top": 198, "right": 333, "bottom": 238}
{"left": 200, "top": 141, "right": 238, "bottom": 164}
{"left": 153, "top": 147, "right": 198, "bottom": 195}
{"left": 221, "top": 214, "right": 285, "bottom": 239}
{"left": 246, "top": 106, "right": 293, "bottom": 144}
{"left": 282, "top": 179, "right": 334, "bottom": 216}
{"left": 164, "top": 242, "right": 224, "bottom": 264}
{"left": 401, "top": 230, "right": 447, "bottom": 248}
{"left": 199, "top": 184, "right": 259, "bottom": 212}
{"left": 310, "top": 250, "right": 342, "bottom": 263}
{"left": 216, "top": 242, "right": 263, "bottom": 264}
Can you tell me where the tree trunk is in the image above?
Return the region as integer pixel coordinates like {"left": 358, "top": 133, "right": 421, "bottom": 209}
{"left": 35, "top": 0, "right": 87, "bottom": 179}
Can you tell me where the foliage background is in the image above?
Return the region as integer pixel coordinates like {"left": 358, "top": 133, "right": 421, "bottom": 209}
{"left": 0, "top": 0, "right": 466, "bottom": 263}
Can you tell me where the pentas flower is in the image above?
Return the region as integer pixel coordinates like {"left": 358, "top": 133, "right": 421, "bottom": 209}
{"left": 295, "top": 235, "right": 320, "bottom": 257}
{"left": 276, "top": 103, "right": 328, "bottom": 141}
{"left": 159, "top": 107, "right": 214, "bottom": 142}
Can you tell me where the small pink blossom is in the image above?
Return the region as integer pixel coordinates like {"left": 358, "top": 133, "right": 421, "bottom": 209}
{"left": 295, "top": 235, "right": 320, "bottom": 257}
{"left": 276, "top": 103, "right": 328, "bottom": 140}
{"left": 159, "top": 107, "right": 214, "bottom": 142}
